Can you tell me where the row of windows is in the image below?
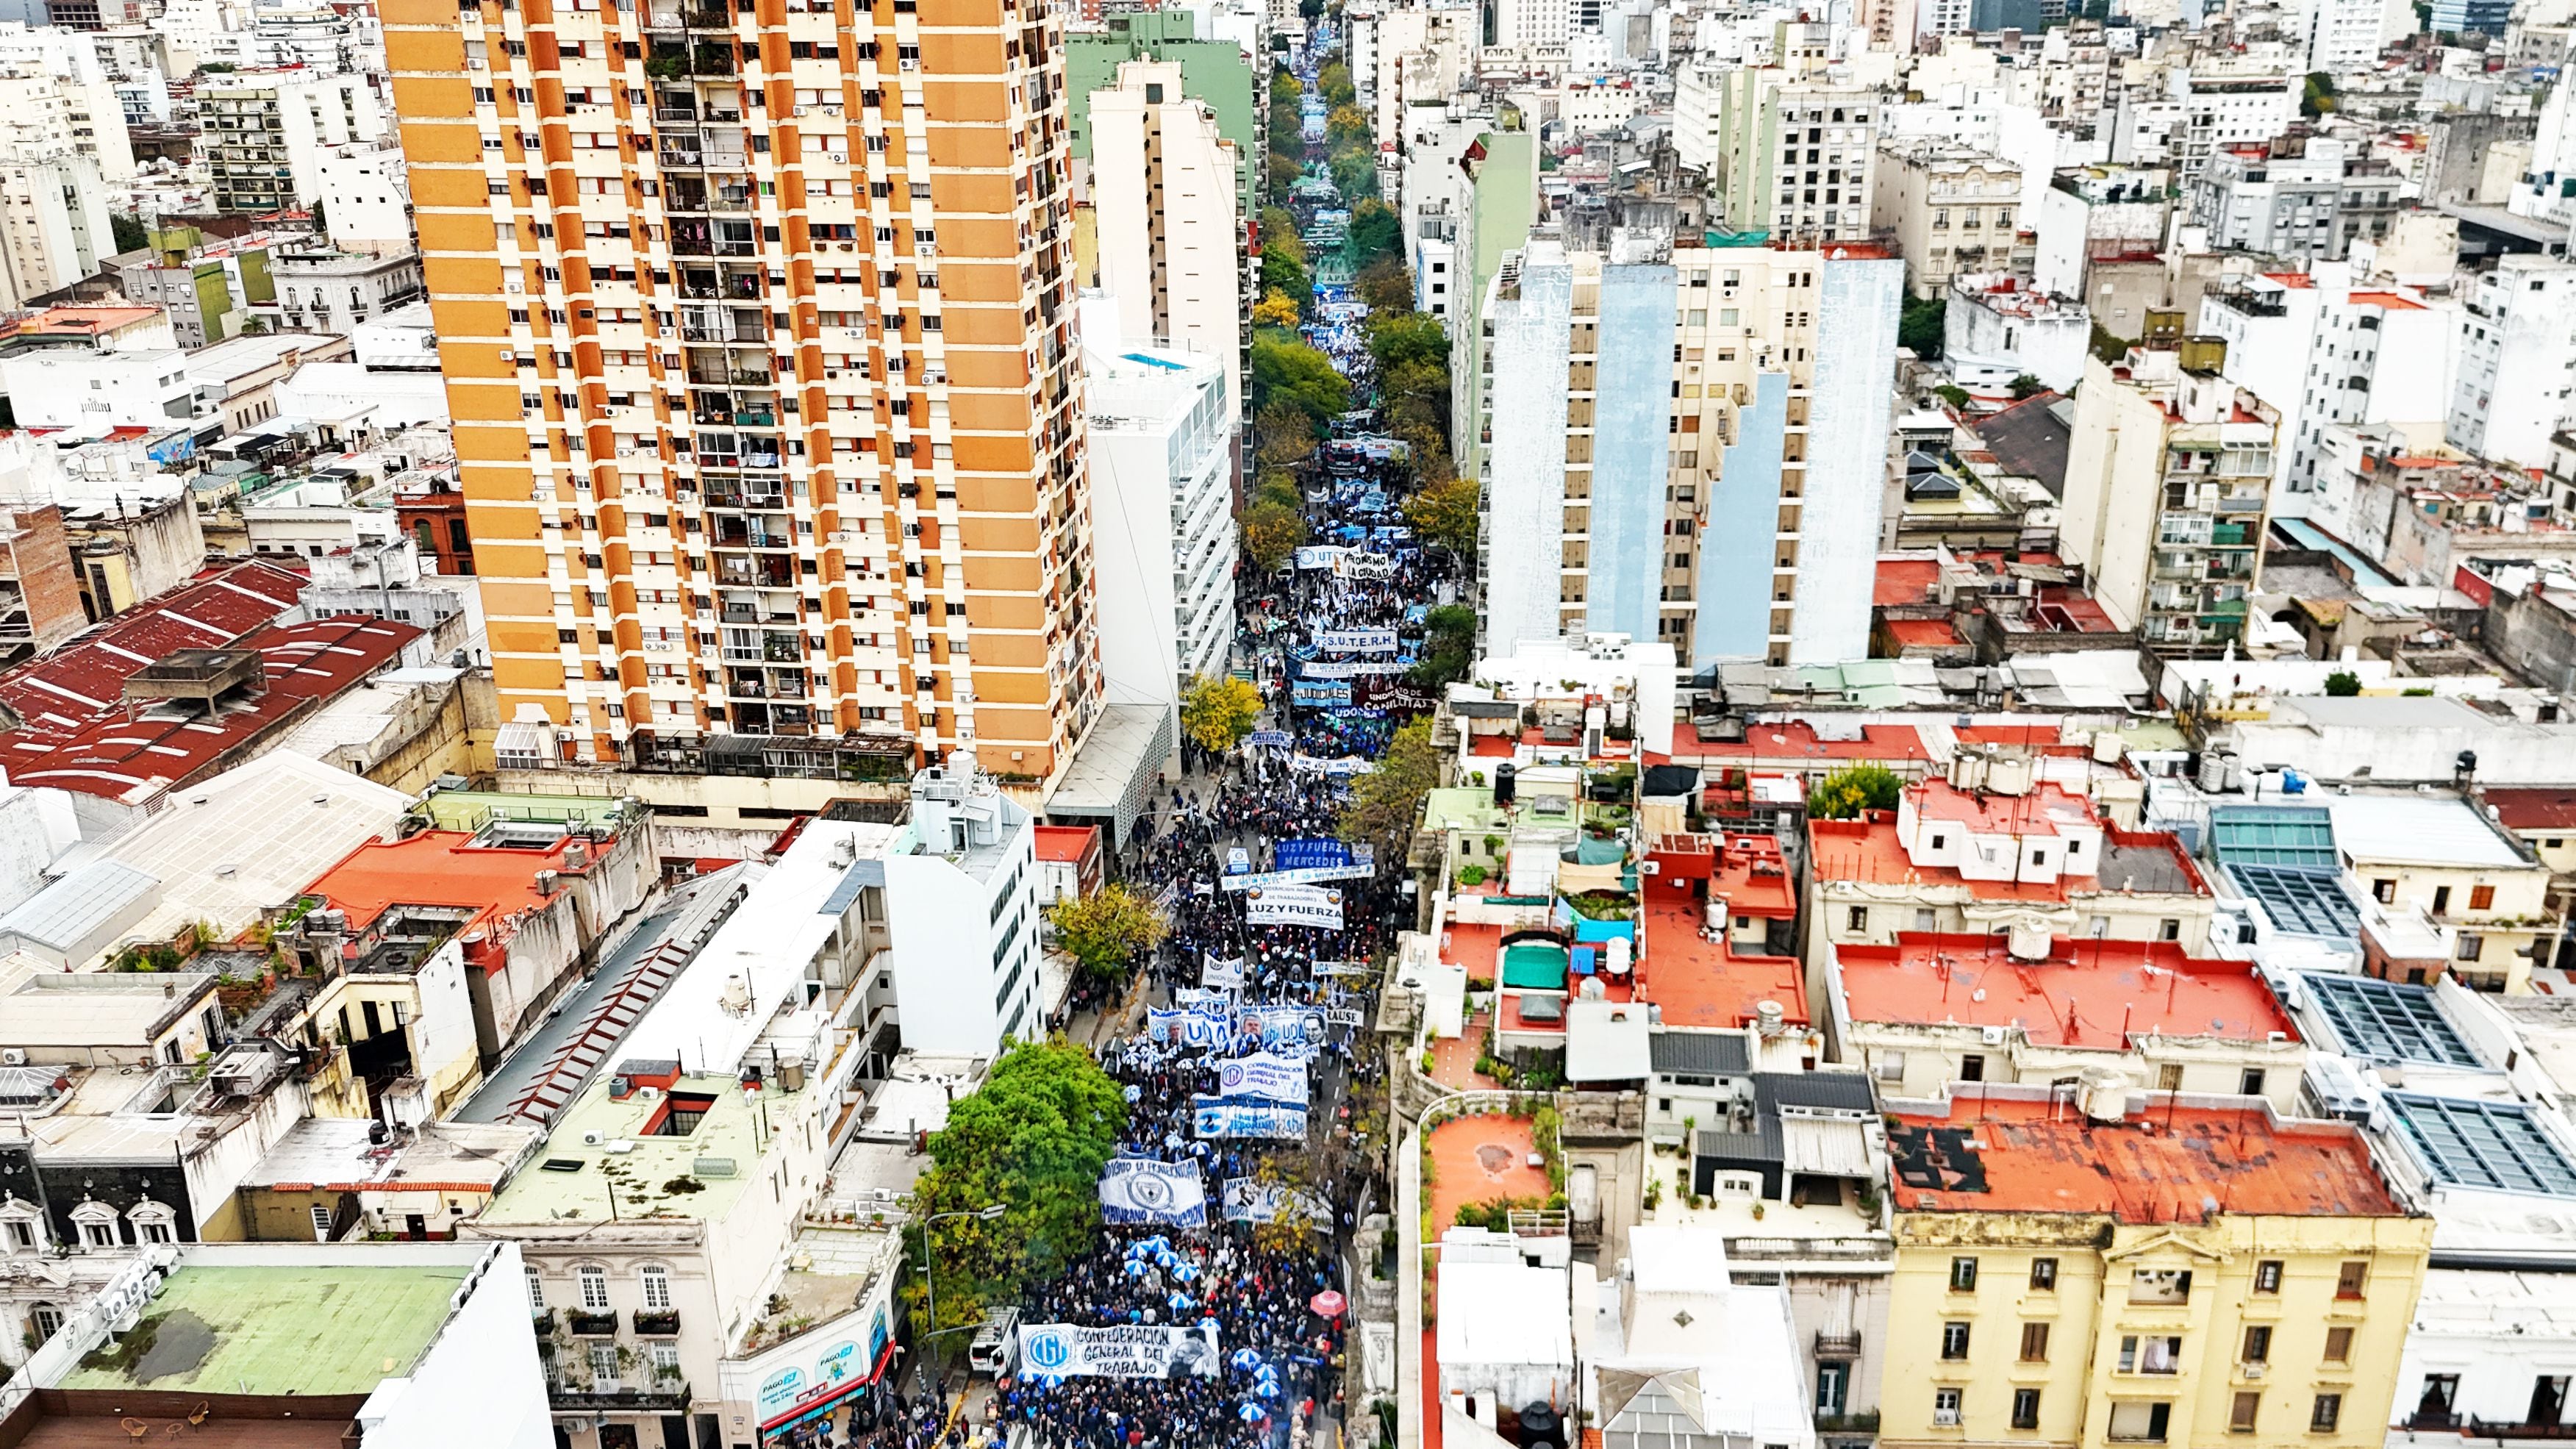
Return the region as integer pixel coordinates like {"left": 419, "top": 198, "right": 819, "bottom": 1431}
{"left": 528, "top": 1262, "right": 676, "bottom": 1312}
{"left": 1927, "top": 1387, "right": 2344, "bottom": 1435}
{"left": 1942, "top": 1256, "right": 2364, "bottom": 1298}
{"left": 1, "top": 1201, "right": 177, "bottom": 1252}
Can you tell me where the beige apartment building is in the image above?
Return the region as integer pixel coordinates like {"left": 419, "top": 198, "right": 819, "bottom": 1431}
{"left": 386, "top": 0, "right": 1101, "bottom": 781}
{"left": 1871, "top": 139, "right": 2022, "bottom": 300}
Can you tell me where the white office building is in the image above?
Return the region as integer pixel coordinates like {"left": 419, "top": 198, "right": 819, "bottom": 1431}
{"left": 1090, "top": 60, "right": 1242, "bottom": 429}
{"left": 2448, "top": 254, "right": 2576, "bottom": 470}
{"left": 1084, "top": 335, "right": 1237, "bottom": 734}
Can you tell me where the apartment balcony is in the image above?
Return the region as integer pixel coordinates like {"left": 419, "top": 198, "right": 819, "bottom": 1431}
{"left": 634, "top": 1309, "right": 681, "bottom": 1336}
{"left": 566, "top": 1309, "right": 619, "bottom": 1336}
{"left": 532, "top": 1308, "right": 559, "bottom": 1337}
{"left": 549, "top": 1381, "right": 693, "bottom": 1414}
{"left": 2470, "top": 1421, "right": 2576, "bottom": 1439}
{"left": 1815, "top": 1330, "right": 1863, "bottom": 1358}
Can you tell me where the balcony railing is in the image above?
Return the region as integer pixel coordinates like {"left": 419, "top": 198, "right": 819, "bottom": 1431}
{"left": 2471, "top": 1421, "right": 2576, "bottom": 1439}
{"left": 549, "top": 1381, "right": 693, "bottom": 1413}
{"left": 567, "top": 1309, "right": 619, "bottom": 1336}
{"left": 634, "top": 1309, "right": 681, "bottom": 1335}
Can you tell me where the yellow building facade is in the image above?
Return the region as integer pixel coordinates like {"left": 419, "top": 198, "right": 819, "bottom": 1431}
{"left": 1878, "top": 1090, "right": 2433, "bottom": 1449}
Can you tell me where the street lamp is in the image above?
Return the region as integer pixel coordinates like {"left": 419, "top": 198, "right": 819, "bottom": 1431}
{"left": 916, "top": 1203, "right": 1009, "bottom": 1352}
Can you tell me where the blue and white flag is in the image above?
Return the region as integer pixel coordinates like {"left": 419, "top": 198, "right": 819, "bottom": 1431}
{"left": 1291, "top": 680, "right": 1350, "bottom": 706}
{"left": 1215, "top": 1051, "right": 1309, "bottom": 1106}
{"left": 1201, "top": 954, "right": 1245, "bottom": 990}
{"left": 1220, "top": 1178, "right": 1333, "bottom": 1227}
{"left": 1192, "top": 1098, "right": 1309, "bottom": 1140}
{"left": 1147, "top": 1007, "right": 1231, "bottom": 1050}
{"left": 1219, "top": 864, "right": 1372, "bottom": 893}
{"left": 1098, "top": 1158, "right": 1209, "bottom": 1226}
{"left": 1274, "top": 838, "right": 1353, "bottom": 870}
{"left": 1242, "top": 1006, "right": 1328, "bottom": 1048}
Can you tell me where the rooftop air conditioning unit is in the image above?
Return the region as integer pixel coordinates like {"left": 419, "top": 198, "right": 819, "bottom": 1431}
{"left": 0, "top": 1049, "right": 23, "bottom": 1067}
{"left": 1981, "top": 1026, "right": 2006, "bottom": 1046}
{"left": 582, "top": 1130, "right": 606, "bottom": 1146}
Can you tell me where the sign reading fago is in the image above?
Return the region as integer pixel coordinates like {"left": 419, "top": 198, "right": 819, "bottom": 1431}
{"left": 1016, "top": 1323, "right": 1222, "bottom": 1379}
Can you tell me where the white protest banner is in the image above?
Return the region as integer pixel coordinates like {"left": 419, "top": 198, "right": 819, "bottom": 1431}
{"left": 1214, "top": 1051, "right": 1309, "bottom": 1105}
{"left": 1217, "top": 864, "right": 1373, "bottom": 893}
{"left": 1243, "top": 884, "right": 1344, "bottom": 930}
{"left": 1288, "top": 753, "right": 1378, "bottom": 776}
{"left": 1146, "top": 1007, "right": 1229, "bottom": 1050}
{"left": 1298, "top": 661, "right": 1414, "bottom": 679}
{"left": 1201, "top": 954, "right": 1245, "bottom": 990}
{"left": 1097, "top": 1159, "right": 1209, "bottom": 1227}
{"left": 1017, "top": 1324, "right": 1221, "bottom": 1379}
{"left": 1311, "top": 961, "right": 1375, "bottom": 978}
{"left": 1335, "top": 551, "right": 1396, "bottom": 580}
{"left": 1220, "top": 1178, "right": 1332, "bottom": 1228}
{"left": 1191, "top": 1098, "right": 1310, "bottom": 1139}
{"left": 1292, "top": 546, "right": 1345, "bottom": 572}
{"left": 1243, "top": 1006, "right": 1328, "bottom": 1048}
{"left": 1316, "top": 628, "right": 1399, "bottom": 654}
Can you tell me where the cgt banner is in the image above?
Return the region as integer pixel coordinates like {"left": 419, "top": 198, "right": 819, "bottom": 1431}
{"left": 1214, "top": 1051, "right": 1309, "bottom": 1105}
{"left": 1017, "top": 1323, "right": 1222, "bottom": 1379}
{"left": 1243, "top": 884, "right": 1344, "bottom": 930}
{"left": 1097, "top": 1158, "right": 1208, "bottom": 1227}
{"left": 1192, "top": 1097, "right": 1310, "bottom": 1140}
{"left": 1220, "top": 1178, "right": 1332, "bottom": 1228}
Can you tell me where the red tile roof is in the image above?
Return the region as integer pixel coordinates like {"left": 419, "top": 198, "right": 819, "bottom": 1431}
{"left": 1887, "top": 1095, "right": 2402, "bottom": 1222}
{"left": 2479, "top": 789, "right": 2576, "bottom": 834}
{"left": 1836, "top": 933, "right": 2294, "bottom": 1048}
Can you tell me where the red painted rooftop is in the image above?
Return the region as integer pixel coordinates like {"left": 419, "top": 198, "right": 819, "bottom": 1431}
{"left": 0, "top": 559, "right": 307, "bottom": 730}
{"left": 0, "top": 612, "right": 419, "bottom": 801}
{"left": 307, "top": 829, "right": 584, "bottom": 941}
{"left": 1836, "top": 932, "right": 2295, "bottom": 1048}
{"left": 1652, "top": 720, "right": 1932, "bottom": 768}
{"left": 1875, "top": 558, "right": 1941, "bottom": 608}
{"left": 1637, "top": 892, "right": 1806, "bottom": 1030}
{"left": 1887, "top": 1094, "right": 2401, "bottom": 1222}
{"left": 1910, "top": 777, "right": 2097, "bottom": 833}
{"left": 1032, "top": 824, "right": 1098, "bottom": 862}
{"left": 1885, "top": 618, "right": 1963, "bottom": 648}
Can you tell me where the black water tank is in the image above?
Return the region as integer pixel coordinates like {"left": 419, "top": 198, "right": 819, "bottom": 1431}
{"left": 1520, "top": 1403, "right": 1562, "bottom": 1449}
{"left": 1495, "top": 762, "right": 1517, "bottom": 806}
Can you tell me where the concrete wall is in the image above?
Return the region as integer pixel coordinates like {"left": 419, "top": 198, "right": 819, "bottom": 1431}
{"left": 1587, "top": 263, "right": 1677, "bottom": 643}
{"left": 1792, "top": 255, "right": 1901, "bottom": 664}
{"left": 1697, "top": 370, "right": 1789, "bottom": 663}
{"left": 1480, "top": 250, "right": 1572, "bottom": 654}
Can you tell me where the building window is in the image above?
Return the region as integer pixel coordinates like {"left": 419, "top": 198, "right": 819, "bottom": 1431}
{"left": 2011, "top": 1389, "right": 2042, "bottom": 1430}
{"left": 2120, "top": 1336, "right": 2183, "bottom": 1375}
{"left": 578, "top": 1266, "right": 610, "bottom": 1310}
{"left": 310, "top": 1205, "right": 333, "bottom": 1242}
{"left": 2456, "top": 933, "right": 2485, "bottom": 962}
{"left": 640, "top": 1265, "right": 672, "bottom": 1310}
{"left": 2239, "top": 1068, "right": 2266, "bottom": 1096}
{"left": 2254, "top": 1260, "right": 2283, "bottom": 1293}
{"left": 526, "top": 1267, "right": 545, "bottom": 1313}
{"left": 2242, "top": 1325, "right": 2271, "bottom": 1364}
{"left": 2107, "top": 1402, "right": 2171, "bottom": 1442}
{"left": 1847, "top": 906, "right": 1868, "bottom": 932}
{"left": 1874, "top": 1051, "right": 1906, "bottom": 1084}
{"left": 2311, "top": 1395, "right": 2341, "bottom": 1432}
{"left": 2029, "top": 1258, "right": 2058, "bottom": 1290}
{"left": 2159, "top": 917, "right": 2182, "bottom": 941}
{"left": 1950, "top": 1257, "right": 1979, "bottom": 1292}
{"left": 30, "top": 1303, "right": 60, "bottom": 1343}
{"left": 1817, "top": 1362, "right": 1848, "bottom": 1417}
{"left": 590, "top": 1342, "right": 620, "bottom": 1389}
{"left": 1941, "top": 1323, "right": 1971, "bottom": 1359}
{"left": 2231, "top": 1392, "right": 2261, "bottom": 1434}
{"left": 2323, "top": 1328, "right": 2354, "bottom": 1364}
{"left": 1933, "top": 1388, "right": 1962, "bottom": 1427}
{"left": 1961, "top": 1054, "right": 1986, "bottom": 1082}
{"left": 2471, "top": 884, "right": 2497, "bottom": 910}
{"left": 650, "top": 1340, "right": 681, "bottom": 1380}
{"left": 2335, "top": 1262, "right": 2366, "bottom": 1299}
{"left": 2019, "top": 1322, "right": 2050, "bottom": 1362}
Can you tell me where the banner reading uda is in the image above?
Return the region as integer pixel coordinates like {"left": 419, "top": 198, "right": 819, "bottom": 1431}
{"left": 1017, "top": 1323, "right": 1222, "bottom": 1379}
{"left": 1215, "top": 1051, "right": 1309, "bottom": 1105}
{"left": 1201, "top": 954, "right": 1245, "bottom": 990}
{"left": 1097, "top": 1158, "right": 1208, "bottom": 1227}
{"left": 1220, "top": 1178, "right": 1332, "bottom": 1228}
{"left": 1244, "top": 884, "right": 1344, "bottom": 930}
{"left": 1145, "top": 1006, "right": 1230, "bottom": 1050}
{"left": 1192, "top": 1097, "right": 1310, "bottom": 1139}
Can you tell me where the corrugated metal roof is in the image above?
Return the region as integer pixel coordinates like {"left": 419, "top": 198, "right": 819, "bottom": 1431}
{"left": 0, "top": 859, "right": 160, "bottom": 951}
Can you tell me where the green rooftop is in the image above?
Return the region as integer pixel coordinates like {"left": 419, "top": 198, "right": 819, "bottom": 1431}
{"left": 1423, "top": 787, "right": 1506, "bottom": 834}
{"left": 60, "top": 1264, "right": 464, "bottom": 1395}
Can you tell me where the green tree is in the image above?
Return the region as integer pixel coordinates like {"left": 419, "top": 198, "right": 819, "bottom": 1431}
{"left": 1254, "top": 288, "right": 1303, "bottom": 327}
{"left": 1330, "top": 149, "right": 1380, "bottom": 201}
{"left": 2008, "top": 373, "right": 2046, "bottom": 399}
{"left": 1933, "top": 383, "right": 1971, "bottom": 410}
{"left": 1047, "top": 881, "right": 1172, "bottom": 981}
{"left": 1365, "top": 310, "right": 1448, "bottom": 375}
{"left": 1259, "top": 207, "right": 1305, "bottom": 267}
{"left": 1403, "top": 473, "right": 1478, "bottom": 556}
{"left": 1253, "top": 471, "right": 1304, "bottom": 511}
{"left": 1338, "top": 718, "right": 1441, "bottom": 859}
{"left": 1245, "top": 498, "right": 1309, "bottom": 572}
{"left": 1326, "top": 104, "right": 1371, "bottom": 150}
{"left": 1810, "top": 764, "right": 1906, "bottom": 820}
{"left": 1317, "top": 60, "right": 1356, "bottom": 108}
{"left": 1256, "top": 401, "right": 1320, "bottom": 468}
{"left": 1260, "top": 248, "right": 1311, "bottom": 309}
{"left": 1270, "top": 68, "right": 1303, "bottom": 108}
{"left": 1265, "top": 150, "right": 1303, "bottom": 200}
{"left": 110, "top": 212, "right": 150, "bottom": 254}
{"left": 1345, "top": 197, "right": 1402, "bottom": 270}
{"left": 2089, "top": 321, "right": 2130, "bottom": 363}
{"left": 2300, "top": 71, "right": 2338, "bottom": 118}
{"left": 1251, "top": 333, "right": 1350, "bottom": 421}
{"left": 1407, "top": 603, "right": 1478, "bottom": 689}
{"left": 906, "top": 1041, "right": 1129, "bottom": 1334}
{"left": 1356, "top": 255, "right": 1414, "bottom": 312}
{"left": 1899, "top": 292, "right": 1946, "bottom": 358}
{"left": 1181, "top": 673, "right": 1265, "bottom": 754}
{"left": 2324, "top": 670, "right": 2363, "bottom": 697}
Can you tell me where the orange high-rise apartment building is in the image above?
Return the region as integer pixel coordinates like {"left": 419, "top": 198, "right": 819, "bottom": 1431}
{"left": 385, "top": 0, "right": 1099, "bottom": 782}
